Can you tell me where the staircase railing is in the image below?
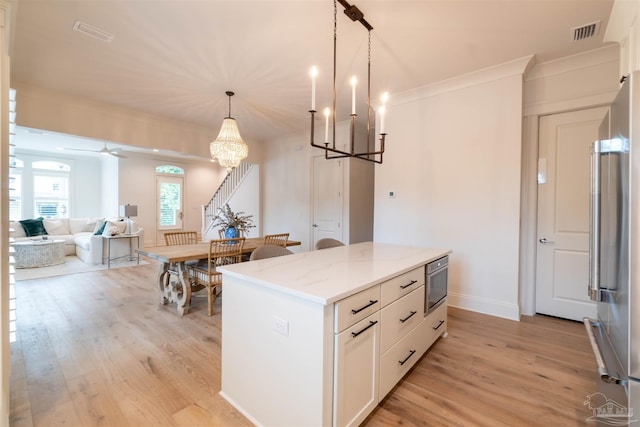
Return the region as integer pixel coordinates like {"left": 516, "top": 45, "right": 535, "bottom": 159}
{"left": 201, "top": 163, "right": 253, "bottom": 237}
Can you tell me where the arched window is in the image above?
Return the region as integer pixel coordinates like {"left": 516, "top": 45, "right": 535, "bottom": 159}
{"left": 155, "top": 165, "right": 184, "bottom": 175}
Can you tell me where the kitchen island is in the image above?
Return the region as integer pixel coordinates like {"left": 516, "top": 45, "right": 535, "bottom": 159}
{"left": 219, "top": 242, "right": 451, "bottom": 427}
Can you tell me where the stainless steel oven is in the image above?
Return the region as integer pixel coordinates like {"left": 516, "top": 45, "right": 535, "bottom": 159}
{"left": 425, "top": 256, "right": 448, "bottom": 315}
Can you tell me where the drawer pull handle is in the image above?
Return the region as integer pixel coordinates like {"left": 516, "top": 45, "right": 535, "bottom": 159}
{"left": 351, "top": 320, "right": 378, "bottom": 338}
{"left": 398, "top": 349, "right": 416, "bottom": 366}
{"left": 433, "top": 320, "right": 445, "bottom": 330}
{"left": 351, "top": 300, "right": 378, "bottom": 315}
{"left": 400, "top": 280, "right": 417, "bottom": 289}
{"left": 399, "top": 310, "right": 417, "bottom": 323}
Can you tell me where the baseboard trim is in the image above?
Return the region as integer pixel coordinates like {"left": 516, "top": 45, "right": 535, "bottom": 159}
{"left": 447, "top": 292, "right": 520, "bottom": 321}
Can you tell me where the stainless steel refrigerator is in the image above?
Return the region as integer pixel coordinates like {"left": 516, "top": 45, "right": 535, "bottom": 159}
{"left": 584, "top": 70, "right": 640, "bottom": 426}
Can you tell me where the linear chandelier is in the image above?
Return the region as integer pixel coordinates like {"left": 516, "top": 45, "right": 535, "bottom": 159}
{"left": 210, "top": 91, "right": 249, "bottom": 171}
{"left": 309, "top": 0, "right": 387, "bottom": 164}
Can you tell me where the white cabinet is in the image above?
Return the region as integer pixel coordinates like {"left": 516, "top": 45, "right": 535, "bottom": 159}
{"left": 219, "top": 242, "right": 450, "bottom": 427}
{"left": 379, "top": 267, "right": 430, "bottom": 400}
{"left": 334, "top": 311, "right": 381, "bottom": 427}
{"left": 334, "top": 285, "right": 381, "bottom": 426}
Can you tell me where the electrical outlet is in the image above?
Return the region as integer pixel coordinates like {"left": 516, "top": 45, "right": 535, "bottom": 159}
{"left": 272, "top": 316, "right": 289, "bottom": 336}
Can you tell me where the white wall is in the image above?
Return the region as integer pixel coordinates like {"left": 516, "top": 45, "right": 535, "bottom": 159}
{"left": 100, "top": 155, "right": 119, "bottom": 217}
{"left": 11, "top": 82, "right": 252, "bottom": 160}
{"left": 117, "top": 154, "right": 223, "bottom": 247}
{"left": 262, "top": 133, "right": 315, "bottom": 251}
{"left": 262, "top": 120, "right": 372, "bottom": 252}
{"left": 374, "top": 58, "right": 532, "bottom": 320}
{"left": 225, "top": 165, "right": 261, "bottom": 239}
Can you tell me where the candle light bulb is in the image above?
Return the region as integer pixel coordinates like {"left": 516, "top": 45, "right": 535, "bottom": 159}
{"left": 310, "top": 66, "right": 318, "bottom": 111}
{"left": 380, "top": 92, "right": 389, "bottom": 104}
{"left": 324, "top": 107, "right": 330, "bottom": 143}
{"left": 351, "top": 76, "right": 357, "bottom": 115}
{"left": 379, "top": 106, "right": 386, "bottom": 134}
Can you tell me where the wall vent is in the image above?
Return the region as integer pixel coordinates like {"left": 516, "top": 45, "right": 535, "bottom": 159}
{"left": 571, "top": 21, "right": 600, "bottom": 42}
{"left": 73, "top": 20, "right": 114, "bottom": 43}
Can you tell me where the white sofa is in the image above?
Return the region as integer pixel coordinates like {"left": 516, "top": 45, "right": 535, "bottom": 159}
{"left": 10, "top": 217, "right": 144, "bottom": 265}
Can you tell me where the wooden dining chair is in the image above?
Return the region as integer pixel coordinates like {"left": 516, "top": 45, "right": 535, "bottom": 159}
{"left": 186, "top": 237, "right": 245, "bottom": 316}
{"left": 315, "top": 238, "right": 345, "bottom": 250}
{"left": 164, "top": 231, "right": 198, "bottom": 246}
{"left": 164, "top": 230, "right": 200, "bottom": 269}
{"left": 249, "top": 245, "right": 293, "bottom": 261}
{"left": 263, "top": 233, "right": 289, "bottom": 247}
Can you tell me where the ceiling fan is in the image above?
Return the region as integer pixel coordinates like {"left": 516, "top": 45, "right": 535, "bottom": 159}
{"left": 65, "top": 141, "right": 127, "bottom": 158}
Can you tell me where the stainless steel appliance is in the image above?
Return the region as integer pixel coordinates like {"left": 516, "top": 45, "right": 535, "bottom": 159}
{"left": 425, "top": 255, "right": 448, "bottom": 315}
{"left": 584, "top": 71, "right": 640, "bottom": 427}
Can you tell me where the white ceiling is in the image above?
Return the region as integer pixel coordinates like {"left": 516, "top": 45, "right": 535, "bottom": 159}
{"left": 11, "top": 0, "right": 615, "bottom": 154}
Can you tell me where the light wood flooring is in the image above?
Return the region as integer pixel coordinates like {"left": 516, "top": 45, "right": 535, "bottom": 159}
{"left": 10, "top": 259, "right": 596, "bottom": 426}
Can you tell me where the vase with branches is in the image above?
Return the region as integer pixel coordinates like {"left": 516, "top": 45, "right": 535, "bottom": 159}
{"left": 211, "top": 203, "right": 255, "bottom": 238}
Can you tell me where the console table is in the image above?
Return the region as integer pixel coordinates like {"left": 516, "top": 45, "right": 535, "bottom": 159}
{"left": 103, "top": 234, "right": 140, "bottom": 268}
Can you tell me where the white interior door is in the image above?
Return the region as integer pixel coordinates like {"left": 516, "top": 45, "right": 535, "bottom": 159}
{"left": 312, "top": 156, "right": 343, "bottom": 249}
{"left": 535, "top": 107, "right": 607, "bottom": 320}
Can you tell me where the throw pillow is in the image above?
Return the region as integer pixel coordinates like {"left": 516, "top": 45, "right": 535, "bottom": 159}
{"left": 93, "top": 221, "right": 107, "bottom": 235}
{"left": 19, "top": 217, "right": 48, "bottom": 237}
{"left": 85, "top": 217, "right": 105, "bottom": 233}
{"left": 102, "top": 220, "right": 127, "bottom": 237}
{"left": 43, "top": 219, "right": 69, "bottom": 235}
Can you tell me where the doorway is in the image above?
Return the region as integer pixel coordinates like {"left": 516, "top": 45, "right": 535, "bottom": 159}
{"left": 311, "top": 156, "right": 343, "bottom": 249}
{"left": 535, "top": 107, "right": 607, "bottom": 321}
{"left": 156, "top": 175, "right": 184, "bottom": 244}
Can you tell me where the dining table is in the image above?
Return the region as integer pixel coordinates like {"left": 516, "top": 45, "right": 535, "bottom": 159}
{"left": 136, "top": 237, "right": 301, "bottom": 315}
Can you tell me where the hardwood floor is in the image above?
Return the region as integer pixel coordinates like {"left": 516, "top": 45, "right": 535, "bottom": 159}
{"left": 10, "top": 260, "right": 597, "bottom": 426}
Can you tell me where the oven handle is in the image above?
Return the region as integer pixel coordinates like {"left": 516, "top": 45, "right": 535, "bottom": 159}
{"left": 583, "top": 317, "right": 623, "bottom": 384}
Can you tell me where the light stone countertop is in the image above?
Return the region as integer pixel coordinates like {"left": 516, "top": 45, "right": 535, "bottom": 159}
{"left": 219, "top": 241, "right": 451, "bottom": 305}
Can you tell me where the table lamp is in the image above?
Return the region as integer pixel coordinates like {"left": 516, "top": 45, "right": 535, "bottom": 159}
{"left": 119, "top": 204, "right": 138, "bottom": 235}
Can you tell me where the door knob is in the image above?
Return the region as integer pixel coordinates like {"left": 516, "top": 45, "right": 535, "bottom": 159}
{"left": 312, "top": 224, "right": 318, "bottom": 228}
{"left": 539, "top": 238, "right": 554, "bottom": 244}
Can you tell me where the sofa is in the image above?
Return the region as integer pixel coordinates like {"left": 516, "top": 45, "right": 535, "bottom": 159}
{"left": 10, "top": 217, "right": 144, "bottom": 265}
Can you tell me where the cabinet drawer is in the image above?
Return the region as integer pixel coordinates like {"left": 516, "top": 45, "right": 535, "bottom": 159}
{"left": 425, "top": 302, "right": 447, "bottom": 349}
{"left": 380, "top": 286, "right": 425, "bottom": 354}
{"left": 379, "top": 317, "right": 429, "bottom": 399}
{"left": 335, "top": 285, "right": 381, "bottom": 333}
{"left": 380, "top": 266, "right": 424, "bottom": 307}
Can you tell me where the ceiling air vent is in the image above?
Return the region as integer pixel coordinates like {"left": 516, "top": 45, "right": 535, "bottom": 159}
{"left": 572, "top": 21, "right": 600, "bottom": 42}
{"left": 73, "top": 20, "right": 114, "bottom": 43}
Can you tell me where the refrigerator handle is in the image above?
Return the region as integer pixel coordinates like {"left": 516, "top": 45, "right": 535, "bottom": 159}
{"left": 588, "top": 146, "right": 601, "bottom": 301}
{"left": 583, "top": 318, "right": 624, "bottom": 384}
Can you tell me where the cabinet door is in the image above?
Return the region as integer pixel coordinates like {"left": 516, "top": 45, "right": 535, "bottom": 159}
{"left": 334, "top": 311, "right": 381, "bottom": 427}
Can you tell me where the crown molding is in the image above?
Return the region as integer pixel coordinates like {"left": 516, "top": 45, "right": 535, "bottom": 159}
{"left": 389, "top": 55, "right": 534, "bottom": 106}
{"left": 525, "top": 45, "right": 619, "bottom": 82}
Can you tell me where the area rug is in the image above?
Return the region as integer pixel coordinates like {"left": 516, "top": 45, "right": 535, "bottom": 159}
{"left": 14, "top": 255, "right": 149, "bottom": 281}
